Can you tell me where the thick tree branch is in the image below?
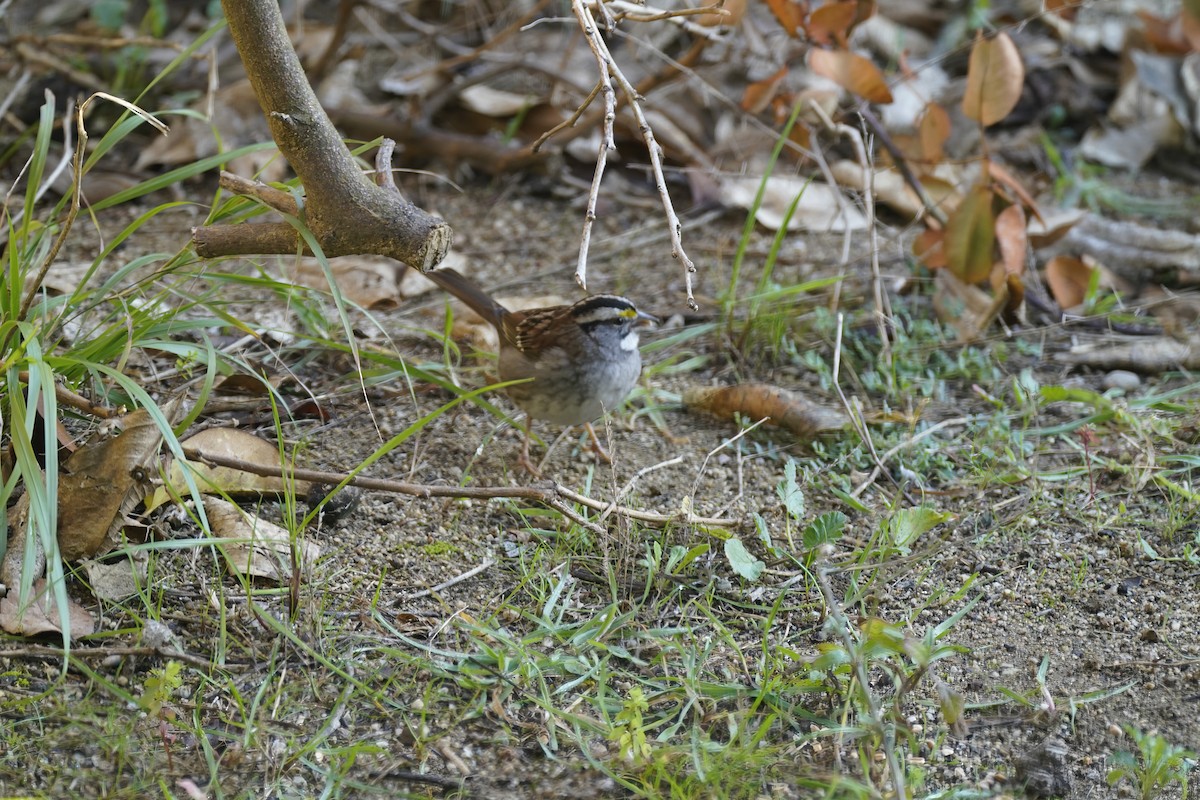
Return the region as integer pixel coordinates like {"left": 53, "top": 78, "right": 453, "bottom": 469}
{"left": 193, "top": 0, "right": 451, "bottom": 268}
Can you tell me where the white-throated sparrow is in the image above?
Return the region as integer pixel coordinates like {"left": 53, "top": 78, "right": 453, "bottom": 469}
{"left": 424, "top": 267, "right": 658, "bottom": 474}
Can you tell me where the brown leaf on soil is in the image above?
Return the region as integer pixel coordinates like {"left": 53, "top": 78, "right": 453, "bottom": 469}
{"left": 765, "top": 0, "right": 807, "bottom": 36}
{"left": 808, "top": 49, "right": 894, "bottom": 104}
{"left": 206, "top": 497, "right": 320, "bottom": 583}
{"left": 146, "top": 428, "right": 308, "bottom": 513}
{"left": 57, "top": 408, "right": 167, "bottom": 561}
{"left": 987, "top": 161, "right": 1044, "bottom": 225}
{"left": 932, "top": 268, "right": 1002, "bottom": 342}
{"left": 913, "top": 227, "right": 946, "bottom": 270}
{"left": 807, "top": 1, "right": 859, "bottom": 46}
{"left": 962, "top": 32, "right": 1025, "bottom": 127}
{"left": 1027, "top": 208, "right": 1086, "bottom": 248}
{"left": 0, "top": 578, "right": 95, "bottom": 639}
{"left": 1045, "top": 255, "right": 1093, "bottom": 310}
{"left": 917, "top": 102, "right": 951, "bottom": 164}
{"left": 682, "top": 384, "right": 848, "bottom": 439}
{"left": 944, "top": 184, "right": 996, "bottom": 284}
{"left": 742, "top": 66, "right": 790, "bottom": 114}
{"left": 994, "top": 204, "right": 1027, "bottom": 282}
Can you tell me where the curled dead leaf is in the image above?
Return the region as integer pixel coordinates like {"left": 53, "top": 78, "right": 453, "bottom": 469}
{"left": 808, "top": 49, "right": 894, "bottom": 104}
{"left": 682, "top": 384, "right": 848, "bottom": 439}
{"left": 0, "top": 578, "right": 95, "bottom": 639}
{"left": 1044, "top": 255, "right": 1093, "bottom": 310}
{"left": 206, "top": 497, "right": 320, "bottom": 583}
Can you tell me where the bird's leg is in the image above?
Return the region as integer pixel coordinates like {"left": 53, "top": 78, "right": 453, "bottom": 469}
{"left": 517, "top": 414, "right": 542, "bottom": 477}
{"left": 584, "top": 422, "right": 613, "bottom": 464}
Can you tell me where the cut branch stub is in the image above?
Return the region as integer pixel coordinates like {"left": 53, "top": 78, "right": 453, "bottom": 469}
{"left": 193, "top": 0, "right": 451, "bottom": 269}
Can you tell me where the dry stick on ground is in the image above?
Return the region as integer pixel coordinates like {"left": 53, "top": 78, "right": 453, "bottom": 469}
{"left": 181, "top": 448, "right": 740, "bottom": 531}
{"left": 192, "top": 0, "right": 450, "bottom": 269}
{"left": 567, "top": 0, "right": 698, "bottom": 307}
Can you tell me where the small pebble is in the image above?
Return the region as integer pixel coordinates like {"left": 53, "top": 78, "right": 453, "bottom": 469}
{"left": 1103, "top": 370, "right": 1141, "bottom": 391}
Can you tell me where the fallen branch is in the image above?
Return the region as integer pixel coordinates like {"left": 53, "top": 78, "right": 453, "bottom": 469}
{"left": 181, "top": 448, "right": 740, "bottom": 530}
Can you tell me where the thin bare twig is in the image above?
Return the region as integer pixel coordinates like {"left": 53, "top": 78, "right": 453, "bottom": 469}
{"left": 404, "top": 559, "right": 496, "bottom": 599}
{"left": 567, "top": 0, "right": 698, "bottom": 307}
{"left": 180, "top": 448, "right": 739, "bottom": 531}
{"left": 3, "top": 645, "right": 223, "bottom": 671}
{"left": 571, "top": 0, "right": 617, "bottom": 294}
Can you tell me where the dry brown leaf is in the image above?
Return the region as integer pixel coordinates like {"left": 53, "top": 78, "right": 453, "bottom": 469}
{"left": 765, "top": 0, "right": 806, "bottom": 35}
{"left": 829, "top": 160, "right": 921, "bottom": 218}
{"left": 918, "top": 102, "right": 951, "bottom": 164}
{"left": 57, "top": 408, "right": 167, "bottom": 561}
{"left": 147, "top": 429, "right": 307, "bottom": 513}
{"left": 994, "top": 204, "right": 1027, "bottom": 283}
{"left": 932, "top": 268, "right": 997, "bottom": 342}
{"left": 135, "top": 81, "right": 283, "bottom": 183}
{"left": 206, "top": 497, "right": 320, "bottom": 583}
{"left": 1027, "top": 208, "right": 1086, "bottom": 248}
{"left": 807, "top": 1, "right": 858, "bottom": 46}
{"left": 1045, "top": 255, "right": 1093, "bottom": 310}
{"left": 808, "top": 49, "right": 894, "bottom": 104}
{"left": 913, "top": 228, "right": 947, "bottom": 270}
{"left": 944, "top": 184, "right": 996, "bottom": 284}
{"left": 83, "top": 554, "right": 148, "bottom": 602}
{"left": 742, "top": 66, "right": 790, "bottom": 114}
{"left": 0, "top": 578, "right": 95, "bottom": 639}
{"left": 681, "top": 384, "right": 848, "bottom": 438}
{"left": 725, "top": 176, "right": 867, "bottom": 232}
{"left": 987, "top": 161, "right": 1044, "bottom": 225}
{"left": 962, "top": 32, "right": 1025, "bottom": 127}
{"left": 284, "top": 255, "right": 403, "bottom": 309}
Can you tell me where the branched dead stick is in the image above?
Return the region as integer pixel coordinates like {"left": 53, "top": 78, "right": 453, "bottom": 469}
{"left": 531, "top": 80, "right": 603, "bottom": 153}
{"left": 181, "top": 448, "right": 739, "bottom": 530}
{"left": 571, "top": 0, "right": 618, "bottom": 294}
{"left": 569, "top": 0, "right": 698, "bottom": 308}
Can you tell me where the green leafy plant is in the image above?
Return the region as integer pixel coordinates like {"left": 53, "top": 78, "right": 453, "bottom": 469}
{"left": 1107, "top": 726, "right": 1195, "bottom": 800}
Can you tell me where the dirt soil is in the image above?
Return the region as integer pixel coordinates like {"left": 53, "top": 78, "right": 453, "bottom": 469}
{"left": 3, "top": 178, "right": 1199, "bottom": 800}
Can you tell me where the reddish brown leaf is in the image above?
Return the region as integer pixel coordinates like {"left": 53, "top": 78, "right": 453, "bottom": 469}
{"left": 682, "top": 384, "right": 848, "bottom": 438}
{"left": 987, "top": 161, "right": 1044, "bottom": 225}
{"left": 1136, "top": 10, "right": 1191, "bottom": 54}
{"left": 944, "top": 184, "right": 996, "bottom": 284}
{"left": 962, "top": 32, "right": 1025, "bottom": 126}
{"left": 765, "top": 0, "right": 807, "bottom": 36}
{"left": 1004, "top": 272, "right": 1025, "bottom": 321}
{"left": 808, "top": 49, "right": 894, "bottom": 104}
{"left": 917, "top": 102, "right": 950, "bottom": 163}
{"left": 994, "top": 203, "right": 1027, "bottom": 282}
{"left": 807, "top": 1, "right": 858, "bottom": 46}
{"left": 913, "top": 228, "right": 946, "bottom": 270}
{"left": 742, "top": 66, "right": 790, "bottom": 113}
{"left": 1044, "top": 0, "right": 1078, "bottom": 20}
{"left": 1045, "top": 255, "right": 1093, "bottom": 309}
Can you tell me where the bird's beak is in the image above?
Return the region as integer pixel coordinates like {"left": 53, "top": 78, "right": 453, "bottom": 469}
{"left": 635, "top": 310, "right": 660, "bottom": 329}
